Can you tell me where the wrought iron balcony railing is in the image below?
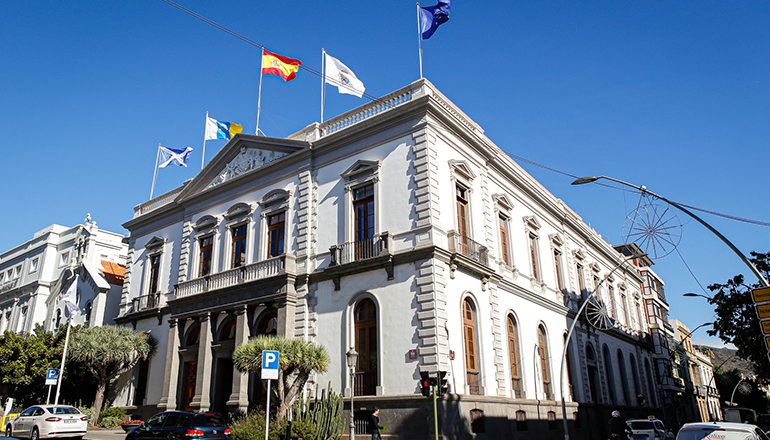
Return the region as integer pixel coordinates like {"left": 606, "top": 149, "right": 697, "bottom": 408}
{"left": 448, "top": 230, "right": 489, "bottom": 266}
{"left": 329, "top": 232, "right": 391, "bottom": 267}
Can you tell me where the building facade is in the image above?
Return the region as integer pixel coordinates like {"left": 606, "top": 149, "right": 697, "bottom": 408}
{"left": 115, "top": 79, "right": 662, "bottom": 439}
{"left": 0, "top": 216, "right": 127, "bottom": 335}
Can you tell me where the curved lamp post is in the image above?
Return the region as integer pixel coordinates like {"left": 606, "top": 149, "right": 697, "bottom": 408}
{"left": 560, "top": 251, "right": 646, "bottom": 440}
{"left": 346, "top": 348, "right": 358, "bottom": 440}
{"left": 572, "top": 176, "right": 769, "bottom": 288}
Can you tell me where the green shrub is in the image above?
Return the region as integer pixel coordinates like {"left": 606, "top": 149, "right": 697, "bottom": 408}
{"left": 76, "top": 405, "right": 99, "bottom": 428}
{"left": 230, "top": 411, "right": 286, "bottom": 440}
{"left": 279, "top": 420, "right": 317, "bottom": 440}
{"left": 99, "top": 416, "right": 124, "bottom": 428}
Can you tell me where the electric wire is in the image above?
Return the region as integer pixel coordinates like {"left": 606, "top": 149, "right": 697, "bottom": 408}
{"left": 158, "top": 0, "right": 769, "bottom": 230}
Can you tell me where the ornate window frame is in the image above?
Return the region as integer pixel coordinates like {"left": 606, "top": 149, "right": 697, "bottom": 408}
{"left": 144, "top": 236, "right": 166, "bottom": 295}
{"left": 341, "top": 160, "right": 381, "bottom": 244}
{"left": 523, "top": 216, "right": 542, "bottom": 283}
{"left": 549, "top": 233, "right": 565, "bottom": 292}
{"left": 191, "top": 215, "right": 220, "bottom": 278}
{"left": 258, "top": 189, "right": 291, "bottom": 260}
{"left": 450, "top": 160, "right": 475, "bottom": 242}
{"left": 493, "top": 194, "right": 514, "bottom": 268}
{"left": 224, "top": 202, "right": 255, "bottom": 269}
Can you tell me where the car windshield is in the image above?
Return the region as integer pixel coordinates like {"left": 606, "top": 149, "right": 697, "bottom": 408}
{"left": 194, "top": 414, "right": 226, "bottom": 427}
{"left": 677, "top": 428, "right": 755, "bottom": 440}
{"left": 630, "top": 421, "right": 654, "bottom": 430}
{"left": 47, "top": 407, "right": 80, "bottom": 415}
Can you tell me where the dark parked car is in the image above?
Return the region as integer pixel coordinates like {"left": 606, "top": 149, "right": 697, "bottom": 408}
{"left": 125, "top": 412, "right": 230, "bottom": 440}
{"left": 757, "top": 414, "right": 770, "bottom": 433}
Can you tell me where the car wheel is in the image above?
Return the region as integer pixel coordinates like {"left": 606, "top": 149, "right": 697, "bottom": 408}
{"left": 31, "top": 426, "right": 40, "bottom": 440}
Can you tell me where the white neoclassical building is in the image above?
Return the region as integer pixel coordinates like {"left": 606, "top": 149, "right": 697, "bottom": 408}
{"left": 0, "top": 217, "right": 127, "bottom": 335}
{"left": 115, "top": 79, "right": 663, "bottom": 439}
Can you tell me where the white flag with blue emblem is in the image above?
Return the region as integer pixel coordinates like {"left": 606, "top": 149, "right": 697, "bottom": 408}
{"left": 61, "top": 277, "right": 80, "bottom": 316}
{"left": 158, "top": 146, "right": 193, "bottom": 168}
{"left": 324, "top": 53, "right": 365, "bottom": 98}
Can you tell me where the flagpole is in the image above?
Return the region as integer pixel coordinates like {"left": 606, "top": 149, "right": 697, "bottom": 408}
{"left": 417, "top": 3, "right": 424, "bottom": 79}
{"left": 321, "top": 48, "right": 326, "bottom": 123}
{"left": 150, "top": 143, "right": 161, "bottom": 199}
{"left": 201, "top": 111, "right": 208, "bottom": 170}
{"left": 256, "top": 46, "right": 265, "bottom": 136}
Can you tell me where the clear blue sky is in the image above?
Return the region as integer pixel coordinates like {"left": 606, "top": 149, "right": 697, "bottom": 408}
{"left": 3, "top": 1, "right": 769, "bottom": 348}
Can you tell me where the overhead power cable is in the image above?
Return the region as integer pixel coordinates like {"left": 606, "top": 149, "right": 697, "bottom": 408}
{"left": 158, "top": 0, "right": 769, "bottom": 229}
{"left": 157, "top": 0, "right": 379, "bottom": 101}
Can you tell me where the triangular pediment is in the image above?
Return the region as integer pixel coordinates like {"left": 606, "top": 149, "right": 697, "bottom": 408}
{"left": 176, "top": 134, "right": 307, "bottom": 202}
{"left": 341, "top": 160, "right": 380, "bottom": 180}
{"left": 145, "top": 236, "right": 166, "bottom": 251}
{"left": 448, "top": 159, "right": 475, "bottom": 181}
{"left": 492, "top": 193, "right": 514, "bottom": 211}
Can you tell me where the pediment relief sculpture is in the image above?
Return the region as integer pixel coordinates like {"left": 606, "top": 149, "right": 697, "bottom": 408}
{"left": 207, "top": 147, "right": 288, "bottom": 189}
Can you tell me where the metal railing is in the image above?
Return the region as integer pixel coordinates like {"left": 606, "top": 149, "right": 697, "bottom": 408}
{"left": 448, "top": 230, "right": 489, "bottom": 266}
{"left": 329, "top": 232, "right": 391, "bottom": 266}
{"left": 131, "top": 292, "right": 162, "bottom": 313}
{"left": 175, "top": 255, "right": 295, "bottom": 298}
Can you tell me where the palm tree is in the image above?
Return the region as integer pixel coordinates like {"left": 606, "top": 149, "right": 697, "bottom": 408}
{"left": 68, "top": 325, "right": 157, "bottom": 412}
{"left": 233, "top": 336, "right": 329, "bottom": 419}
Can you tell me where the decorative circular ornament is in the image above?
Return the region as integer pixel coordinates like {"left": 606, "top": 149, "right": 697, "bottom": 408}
{"left": 585, "top": 296, "right": 616, "bottom": 330}
{"left": 737, "top": 381, "right": 752, "bottom": 395}
{"left": 622, "top": 200, "right": 683, "bottom": 259}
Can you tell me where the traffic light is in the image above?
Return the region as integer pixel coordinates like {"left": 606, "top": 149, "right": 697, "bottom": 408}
{"left": 419, "top": 371, "right": 432, "bottom": 397}
{"left": 437, "top": 371, "right": 448, "bottom": 396}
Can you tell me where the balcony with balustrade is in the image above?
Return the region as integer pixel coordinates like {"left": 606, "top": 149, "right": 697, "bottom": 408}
{"left": 175, "top": 254, "right": 296, "bottom": 299}
{"left": 326, "top": 232, "right": 393, "bottom": 290}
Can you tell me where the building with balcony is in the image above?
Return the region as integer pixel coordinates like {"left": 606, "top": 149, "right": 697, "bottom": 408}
{"left": 0, "top": 216, "right": 127, "bottom": 335}
{"left": 114, "top": 79, "right": 661, "bottom": 439}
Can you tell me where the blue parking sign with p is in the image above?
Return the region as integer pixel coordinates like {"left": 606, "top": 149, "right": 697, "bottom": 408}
{"left": 45, "top": 368, "right": 59, "bottom": 385}
{"left": 261, "top": 350, "right": 279, "bottom": 380}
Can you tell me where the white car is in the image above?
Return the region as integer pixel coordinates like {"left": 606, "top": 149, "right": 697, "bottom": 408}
{"left": 676, "top": 422, "right": 770, "bottom": 440}
{"left": 5, "top": 405, "right": 88, "bottom": 440}
{"left": 628, "top": 418, "right": 674, "bottom": 440}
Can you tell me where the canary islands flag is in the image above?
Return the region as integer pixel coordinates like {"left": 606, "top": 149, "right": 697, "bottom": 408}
{"left": 205, "top": 117, "right": 243, "bottom": 141}
{"left": 262, "top": 50, "right": 302, "bottom": 81}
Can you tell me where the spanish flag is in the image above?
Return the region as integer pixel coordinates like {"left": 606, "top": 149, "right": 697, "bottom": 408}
{"left": 262, "top": 50, "right": 302, "bottom": 82}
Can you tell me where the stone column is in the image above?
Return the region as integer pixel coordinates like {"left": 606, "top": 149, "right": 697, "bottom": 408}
{"left": 227, "top": 305, "right": 250, "bottom": 414}
{"left": 158, "top": 318, "right": 180, "bottom": 411}
{"left": 191, "top": 313, "right": 213, "bottom": 411}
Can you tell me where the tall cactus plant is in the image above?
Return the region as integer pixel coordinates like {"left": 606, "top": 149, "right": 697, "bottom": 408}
{"left": 292, "top": 383, "right": 344, "bottom": 440}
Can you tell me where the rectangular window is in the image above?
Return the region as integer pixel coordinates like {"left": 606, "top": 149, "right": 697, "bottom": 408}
{"left": 553, "top": 249, "right": 564, "bottom": 291}
{"left": 576, "top": 263, "right": 586, "bottom": 300}
{"left": 606, "top": 282, "right": 617, "bottom": 318}
{"left": 60, "top": 252, "right": 69, "bottom": 267}
{"left": 0, "top": 272, "right": 4, "bottom": 283}
{"left": 621, "top": 292, "right": 631, "bottom": 326}
{"left": 148, "top": 254, "right": 161, "bottom": 294}
{"left": 231, "top": 224, "right": 247, "bottom": 268}
{"left": 353, "top": 185, "right": 375, "bottom": 259}
{"left": 456, "top": 185, "right": 470, "bottom": 256}
{"left": 198, "top": 236, "right": 213, "bottom": 277}
{"left": 499, "top": 214, "right": 510, "bottom": 266}
{"left": 29, "top": 258, "right": 39, "bottom": 274}
{"left": 528, "top": 233, "right": 540, "bottom": 281}
{"left": 267, "top": 212, "right": 285, "bottom": 258}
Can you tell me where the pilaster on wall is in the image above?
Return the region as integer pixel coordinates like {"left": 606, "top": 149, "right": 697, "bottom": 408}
{"left": 487, "top": 282, "right": 507, "bottom": 396}
{"left": 294, "top": 283, "right": 318, "bottom": 342}
{"left": 411, "top": 129, "right": 441, "bottom": 231}
{"left": 178, "top": 217, "right": 193, "bottom": 282}
{"left": 480, "top": 169, "right": 495, "bottom": 260}
{"left": 415, "top": 258, "right": 449, "bottom": 373}
{"left": 120, "top": 239, "right": 136, "bottom": 311}
{"left": 296, "top": 170, "right": 317, "bottom": 260}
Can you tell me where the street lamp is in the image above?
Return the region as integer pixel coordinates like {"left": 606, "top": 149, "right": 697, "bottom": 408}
{"left": 346, "top": 348, "right": 358, "bottom": 440}
{"left": 683, "top": 292, "right": 712, "bottom": 301}
{"left": 560, "top": 251, "right": 646, "bottom": 440}
{"left": 571, "top": 175, "right": 769, "bottom": 288}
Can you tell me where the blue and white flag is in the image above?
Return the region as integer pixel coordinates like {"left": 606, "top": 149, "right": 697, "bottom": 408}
{"left": 61, "top": 277, "right": 80, "bottom": 316}
{"left": 158, "top": 146, "right": 193, "bottom": 168}
{"left": 205, "top": 117, "right": 243, "bottom": 141}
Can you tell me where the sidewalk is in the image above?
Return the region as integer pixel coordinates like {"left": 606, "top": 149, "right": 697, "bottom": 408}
{"left": 85, "top": 428, "right": 125, "bottom": 440}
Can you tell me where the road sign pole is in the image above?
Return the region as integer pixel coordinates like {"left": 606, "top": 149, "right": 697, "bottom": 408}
{"left": 264, "top": 379, "right": 271, "bottom": 440}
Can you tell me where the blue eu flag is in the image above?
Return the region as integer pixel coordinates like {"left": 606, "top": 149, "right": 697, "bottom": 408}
{"left": 420, "top": 0, "right": 451, "bottom": 40}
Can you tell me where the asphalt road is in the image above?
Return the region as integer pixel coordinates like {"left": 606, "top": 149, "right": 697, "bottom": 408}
{"left": 0, "top": 427, "right": 125, "bottom": 440}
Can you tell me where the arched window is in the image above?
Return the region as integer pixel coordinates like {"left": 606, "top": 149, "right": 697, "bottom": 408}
{"left": 354, "top": 298, "right": 377, "bottom": 396}
{"left": 586, "top": 344, "right": 600, "bottom": 403}
{"left": 181, "top": 323, "right": 201, "bottom": 412}
{"left": 564, "top": 333, "right": 574, "bottom": 401}
{"left": 537, "top": 325, "right": 553, "bottom": 400}
{"left": 257, "top": 313, "right": 278, "bottom": 336}
{"left": 55, "top": 309, "right": 62, "bottom": 329}
{"left": 603, "top": 345, "right": 617, "bottom": 405}
{"left": 84, "top": 302, "right": 93, "bottom": 327}
{"left": 506, "top": 315, "right": 522, "bottom": 398}
{"left": 463, "top": 298, "right": 480, "bottom": 395}
{"left": 219, "top": 320, "right": 236, "bottom": 342}
{"left": 630, "top": 354, "right": 641, "bottom": 406}
{"left": 617, "top": 350, "right": 631, "bottom": 405}
{"left": 644, "top": 358, "right": 657, "bottom": 407}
